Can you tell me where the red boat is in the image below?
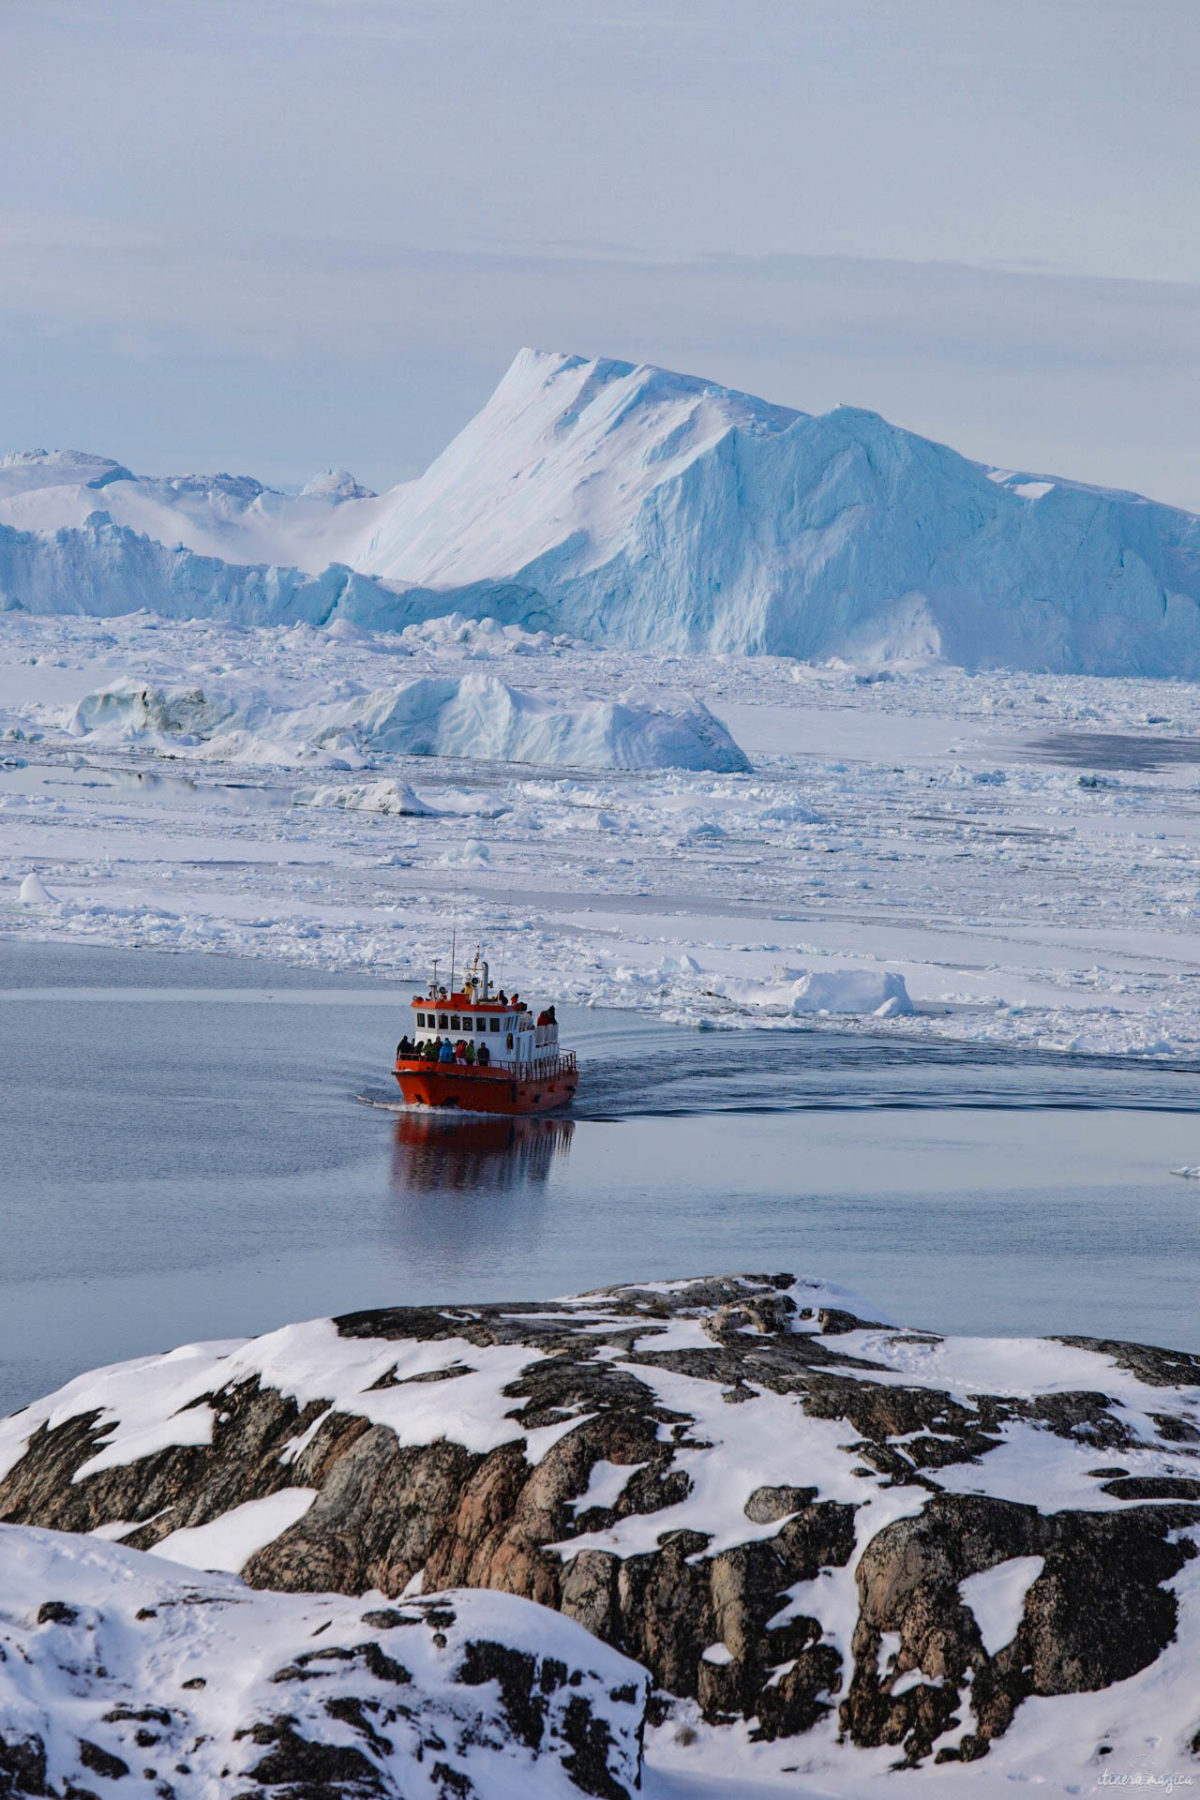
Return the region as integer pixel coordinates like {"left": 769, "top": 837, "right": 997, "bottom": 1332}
{"left": 393, "top": 954, "right": 578, "bottom": 1116}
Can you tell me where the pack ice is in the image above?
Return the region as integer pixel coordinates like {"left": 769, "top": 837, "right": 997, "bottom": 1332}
{"left": 4, "top": 349, "right": 1200, "bottom": 675}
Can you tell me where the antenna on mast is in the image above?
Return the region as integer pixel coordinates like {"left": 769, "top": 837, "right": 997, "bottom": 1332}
{"left": 496, "top": 889, "right": 513, "bottom": 993}
{"left": 449, "top": 924, "right": 456, "bottom": 999}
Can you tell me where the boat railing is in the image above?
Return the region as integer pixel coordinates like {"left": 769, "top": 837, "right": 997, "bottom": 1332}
{"left": 505, "top": 1050, "right": 576, "bottom": 1080}
{"left": 395, "top": 1049, "right": 577, "bottom": 1080}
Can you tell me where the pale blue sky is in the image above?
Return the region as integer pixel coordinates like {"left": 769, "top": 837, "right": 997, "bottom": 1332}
{"left": 4, "top": 0, "right": 1199, "bottom": 506}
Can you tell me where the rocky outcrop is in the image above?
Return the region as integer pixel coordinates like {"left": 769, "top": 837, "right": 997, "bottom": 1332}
{"left": 0, "top": 1525, "right": 647, "bottom": 1799}
{"left": 842, "top": 1492, "right": 1198, "bottom": 1764}
{"left": 1, "top": 1273, "right": 1198, "bottom": 1773}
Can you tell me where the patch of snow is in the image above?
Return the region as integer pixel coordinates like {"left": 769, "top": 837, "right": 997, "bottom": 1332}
{"left": 570, "top": 1459, "right": 648, "bottom": 1515}
{"left": 151, "top": 1488, "right": 319, "bottom": 1572}
{"left": 960, "top": 1555, "right": 1046, "bottom": 1657}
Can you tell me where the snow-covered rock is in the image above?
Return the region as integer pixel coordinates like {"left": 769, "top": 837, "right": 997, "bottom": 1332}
{"left": 4, "top": 348, "right": 1200, "bottom": 674}
{"left": 2, "top": 1273, "right": 1198, "bottom": 1782}
{"left": 0, "top": 1526, "right": 647, "bottom": 1798}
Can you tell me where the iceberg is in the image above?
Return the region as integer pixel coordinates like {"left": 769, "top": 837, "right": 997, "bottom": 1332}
{"left": 5, "top": 348, "right": 1200, "bottom": 675}
{"left": 67, "top": 670, "right": 750, "bottom": 773}
{"left": 788, "top": 968, "right": 914, "bottom": 1016}
{"left": 355, "top": 349, "right": 1200, "bottom": 674}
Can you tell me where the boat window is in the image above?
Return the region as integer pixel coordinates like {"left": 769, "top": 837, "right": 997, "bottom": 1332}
{"left": 438, "top": 1013, "right": 448, "bottom": 1029}
{"left": 476, "top": 1017, "right": 486, "bottom": 1031}
{"left": 489, "top": 1018, "right": 500, "bottom": 1031}
{"left": 416, "top": 1012, "right": 426, "bottom": 1028}
{"left": 450, "top": 1014, "right": 460, "bottom": 1030}
{"left": 506, "top": 1033, "right": 514, "bottom": 1050}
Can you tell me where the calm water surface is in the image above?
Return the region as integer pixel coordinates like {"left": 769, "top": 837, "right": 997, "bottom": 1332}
{"left": 2, "top": 938, "right": 1199, "bottom": 1414}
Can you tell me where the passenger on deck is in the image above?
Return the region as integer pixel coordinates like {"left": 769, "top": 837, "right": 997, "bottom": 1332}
{"left": 465, "top": 1040, "right": 476, "bottom": 1064}
{"left": 397, "top": 1036, "right": 413, "bottom": 1060}
{"left": 438, "top": 1039, "right": 454, "bottom": 1063}
{"left": 454, "top": 1040, "right": 467, "bottom": 1063}
{"left": 477, "top": 1041, "right": 490, "bottom": 1066}
{"left": 426, "top": 1037, "right": 441, "bottom": 1062}
{"left": 497, "top": 989, "right": 508, "bottom": 1005}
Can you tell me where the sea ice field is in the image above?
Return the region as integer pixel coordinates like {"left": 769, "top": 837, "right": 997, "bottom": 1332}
{"left": 6, "top": 609, "right": 1200, "bottom": 1066}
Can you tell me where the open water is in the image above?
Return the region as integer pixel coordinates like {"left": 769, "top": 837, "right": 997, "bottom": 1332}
{"left": 2, "top": 937, "right": 1199, "bottom": 1415}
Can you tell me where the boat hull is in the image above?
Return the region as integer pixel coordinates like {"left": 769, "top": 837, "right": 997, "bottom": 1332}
{"left": 393, "top": 1059, "right": 577, "bottom": 1116}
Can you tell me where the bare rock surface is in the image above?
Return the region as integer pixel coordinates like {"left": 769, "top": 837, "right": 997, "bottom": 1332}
{"left": 2, "top": 1271, "right": 1199, "bottom": 1777}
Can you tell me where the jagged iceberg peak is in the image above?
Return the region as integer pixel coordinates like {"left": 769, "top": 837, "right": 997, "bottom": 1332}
{"left": 352, "top": 346, "right": 1200, "bottom": 671}
{"left": 354, "top": 346, "right": 807, "bottom": 587}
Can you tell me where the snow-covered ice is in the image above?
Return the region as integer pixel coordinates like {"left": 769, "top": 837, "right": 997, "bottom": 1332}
{"left": 17, "top": 869, "right": 54, "bottom": 906}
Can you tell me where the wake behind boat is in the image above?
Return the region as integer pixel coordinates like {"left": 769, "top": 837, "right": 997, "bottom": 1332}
{"left": 394, "top": 952, "right": 578, "bottom": 1116}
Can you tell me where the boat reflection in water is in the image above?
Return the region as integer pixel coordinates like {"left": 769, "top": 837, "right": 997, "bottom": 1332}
{"left": 391, "top": 1109, "right": 575, "bottom": 1195}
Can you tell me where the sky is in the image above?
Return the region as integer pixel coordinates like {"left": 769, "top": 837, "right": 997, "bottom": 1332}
{"left": 3, "top": 0, "right": 1199, "bottom": 507}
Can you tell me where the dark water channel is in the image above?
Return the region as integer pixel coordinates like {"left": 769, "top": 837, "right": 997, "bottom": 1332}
{"left": 2, "top": 938, "right": 1199, "bottom": 1415}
